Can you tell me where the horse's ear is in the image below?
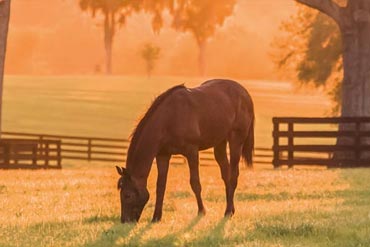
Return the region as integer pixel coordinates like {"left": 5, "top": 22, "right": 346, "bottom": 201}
{"left": 116, "top": 166, "right": 124, "bottom": 176}
{"left": 121, "top": 167, "right": 131, "bottom": 179}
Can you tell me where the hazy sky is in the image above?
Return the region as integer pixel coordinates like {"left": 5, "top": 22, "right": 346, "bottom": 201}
{"left": 5, "top": 0, "right": 298, "bottom": 79}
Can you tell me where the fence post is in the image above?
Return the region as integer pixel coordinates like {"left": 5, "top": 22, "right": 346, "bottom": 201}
{"left": 272, "top": 118, "right": 280, "bottom": 168}
{"left": 14, "top": 144, "right": 18, "bottom": 166}
{"left": 4, "top": 143, "right": 10, "bottom": 166}
{"left": 45, "top": 142, "right": 49, "bottom": 167}
{"left": 288, "top": 122, "right": 294, "bottom": 169}
{"left": 354, "top": 120, "right": 361, "bottom": 167}
{"left": 57, "top": 141, "right": 62, "bottom": 168}
{"left": 88, "top": 139, "right": 92, "bottom": 161}
{"left": 32, "top": 144, "right": 37, "bottom": 166}
{"left": 39, "top": 135, "right": 44, "bottom": 156}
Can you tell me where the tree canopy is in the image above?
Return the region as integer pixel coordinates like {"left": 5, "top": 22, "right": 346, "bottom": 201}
{"left": 171, "top": 0, "right": 236, "bottom": 45}
{"left": 274, "top": 5, "right": 342, "bottom": 114}
{"left": 171, "top": 0, "right": 237, "bottom": 76}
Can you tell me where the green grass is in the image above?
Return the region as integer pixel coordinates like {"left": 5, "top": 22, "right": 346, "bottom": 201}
{"left": 0, "top": 167, "right": 369, "bottom": 246}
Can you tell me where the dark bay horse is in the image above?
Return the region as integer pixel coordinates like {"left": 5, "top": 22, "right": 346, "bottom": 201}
{"left": 116, "top": 79, "right": 254, "bottom": 223}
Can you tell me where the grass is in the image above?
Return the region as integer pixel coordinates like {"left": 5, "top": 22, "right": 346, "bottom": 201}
{"left": 0, "top": 166, "right": 370, "bottom": 246}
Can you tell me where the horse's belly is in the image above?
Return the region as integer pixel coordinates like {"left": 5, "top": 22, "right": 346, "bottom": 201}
{"left": 162, "top": 131, "right": 225, "bottom": 154}
{"left": 197, "top": 133, "right": 227, "bottom": 150}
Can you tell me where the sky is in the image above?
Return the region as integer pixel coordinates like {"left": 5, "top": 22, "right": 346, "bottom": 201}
{"left": 5, "top": 0, "right": 298, "bottom": 80}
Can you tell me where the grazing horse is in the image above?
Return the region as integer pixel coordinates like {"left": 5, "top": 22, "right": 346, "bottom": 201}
{"left": 116, "top": 79, "right": 255, "bottom": 223}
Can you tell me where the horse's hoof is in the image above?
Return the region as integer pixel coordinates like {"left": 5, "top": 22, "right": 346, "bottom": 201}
{"left": 224, "top": 208, "right": 235, "bottom": 218}
{"left": 198, "top": 208, "right": 206, "bottom": 216}
{"left": 151, "top": 217, "right": 161, "bottom": 223}
{"left": 224, "top": 212, "right": 233, "bottom": 218}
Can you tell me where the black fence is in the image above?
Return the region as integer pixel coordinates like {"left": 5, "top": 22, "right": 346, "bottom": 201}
{"left": 1, "top": 131, "right": 272, "bottom": 168}
{"left": 273, "top": 117, "right": 370, "bottom": 168}
{"left": 0, "top": 138, "right": 61, "bottom": 169}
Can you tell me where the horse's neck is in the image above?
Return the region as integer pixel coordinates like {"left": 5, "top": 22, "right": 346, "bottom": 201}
{"left": 127, "top": 122, "right": 162, "bottom": 187}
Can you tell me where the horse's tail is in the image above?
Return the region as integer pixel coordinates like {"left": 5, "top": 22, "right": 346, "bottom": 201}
{"left": 242, "top": 114, "right": 254, "bottom": 168}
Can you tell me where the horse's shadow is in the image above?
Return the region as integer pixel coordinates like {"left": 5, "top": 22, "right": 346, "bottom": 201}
{"left": 140, "top": 216, "right": 229, "bottom": 247}
{"left": 191, "top": 217, "right": 229, "bottom": 246}
{"left": 84, "top": 218, "right": 152, "bottom": 247}
{"left": 84, "top": 215, "right": 229, "bottom": 247}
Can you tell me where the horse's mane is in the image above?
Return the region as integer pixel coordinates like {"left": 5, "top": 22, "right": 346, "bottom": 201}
{"left": 127, "top": 84, "right": 186, "bottom": 163}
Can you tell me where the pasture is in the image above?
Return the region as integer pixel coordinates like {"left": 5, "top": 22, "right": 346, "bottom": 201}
{"left": 2, "top": 76, "right": 369, "bottom": 246}
{"left": 2, "top": 75, "right": 331, "bottom": 148}
{"left": 1, "top": 166, "right": 370, "bottom": 246}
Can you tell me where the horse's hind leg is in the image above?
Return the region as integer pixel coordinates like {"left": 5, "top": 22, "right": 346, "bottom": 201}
{"left": 185, "top": 149, "right": 206, "bottom": 216}
{"left": 214, "top": 140, "right": 233, "bottom": 217}
{"left": 226, "top": 131, "right": 244, "bottom": 217}
{"left": 152, "top": 154, "right": 171, "bottom": 222}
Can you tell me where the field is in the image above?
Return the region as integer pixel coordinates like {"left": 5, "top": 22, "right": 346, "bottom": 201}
{"left": 1, "top": 166, "right": 370, "bottom": 246}
{"left": 3, "top": 75, "right": 332, "bottom": 148}
{"left": 2, "top": 76, "right": 369, "bottom": 246}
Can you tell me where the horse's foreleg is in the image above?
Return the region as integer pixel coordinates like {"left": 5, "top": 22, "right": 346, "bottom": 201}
{"left": 152, "top": 154, "right": 171, "bottom": 222}
{"left": 186, "top": 150, "right": 206, "bottom": 216}
{"left": 227, "top": 133, "right": 243, "bottom": 217}
{"left": 214, "top": 141, "right": 233, "bottom": 217}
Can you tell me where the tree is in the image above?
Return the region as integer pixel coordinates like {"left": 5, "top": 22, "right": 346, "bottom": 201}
{"left": 142, "top": 0, "right": 174, "bottom": 33}
{"left": 79, "top": 0, "right": 142, "bottom": 74}
{"left": 0, "top": 0, "right": 11, "bottom": 133}
{"left": 274, "top": 6, "right": 342, "bottom": 114}
{"left": 277, "top": 0, "right": 370, "bottom": 161}
{"left": 171, "top": 0, "right": 237, "bottom": 76}
{"left": 141, "top": 43, "right": 160, "bottom": 78}
{"left": 294, "top": 0, "right": 370, "bottom": 118}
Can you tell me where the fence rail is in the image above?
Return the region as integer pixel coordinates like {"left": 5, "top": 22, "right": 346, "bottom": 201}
{"left": 1, "top": 131, "right": 271, "bottom": 168}
{"left": 273, "top": 117, "right": 370, "bottom": 168}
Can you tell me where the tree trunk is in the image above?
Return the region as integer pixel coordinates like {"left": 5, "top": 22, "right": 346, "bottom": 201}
{"left": 104, "top": 11, "right": 115, "bottom": 75}
{"left": 197, "top": 40, "right": 207, "bottom": 77}
{"left": 336, "top": 1, "right": 370, "bottom": 163}
{"left": 340, "top": 1, "right": 370, "bottom": 117}
{"left": 0, "top": 0, "right": 11, "bottom": 133}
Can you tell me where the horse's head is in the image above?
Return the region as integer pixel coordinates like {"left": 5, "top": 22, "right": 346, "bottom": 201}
{"left": 116, "top": 166, "right": 149, "bottom": 223}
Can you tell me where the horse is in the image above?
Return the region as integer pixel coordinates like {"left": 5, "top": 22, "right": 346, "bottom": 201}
{"left": 116, "top": 79, "right": 255, "bottom": 223}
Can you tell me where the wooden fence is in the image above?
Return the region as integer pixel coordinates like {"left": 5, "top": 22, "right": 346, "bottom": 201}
{"left": 1, "top": 131, "right": 272, "bottom": 168}
{"left": 0, "top": 138, "right": 61, "bottom": 169}
{"left": 273, "top": 117, "right": 370, "bottom": 168}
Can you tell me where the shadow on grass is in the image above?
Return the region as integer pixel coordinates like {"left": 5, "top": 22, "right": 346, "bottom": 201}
{"left": 138, "top": 215, "right": 202, "bottom": 247}
{"left": 84, "top": 217, "right": 152, "bottom": 247}
{"left": 188, "top": 217, "right": 230, "bottom": 246}
{"left": 140, "top": 216, "right": 229, "bottom": 247}
{"left": 82, "top": 217, "right": 129, "bottom": 247}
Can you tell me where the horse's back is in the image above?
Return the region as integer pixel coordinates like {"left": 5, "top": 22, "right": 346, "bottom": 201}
{"left": 200, "top": 79, "right": 250, "bottom": 94}
{"left": 198, "top": 79, "right": 254, "bottom": 115}
{"left": 160, "top": 79, "right": 254, "bottom": 151}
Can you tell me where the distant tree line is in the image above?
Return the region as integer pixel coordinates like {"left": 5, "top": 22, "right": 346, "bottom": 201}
{"left": 79, "top": 0, "right": 237, "bottom": 76}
